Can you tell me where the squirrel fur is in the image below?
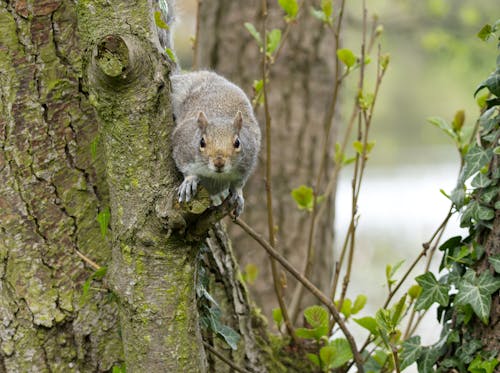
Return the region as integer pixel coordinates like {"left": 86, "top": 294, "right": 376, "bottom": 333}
{"left": 171, "top": 71, "right": 261, "bottom": 217}
{"left": 156, "top": 1, "right": 261, "bottom": 217}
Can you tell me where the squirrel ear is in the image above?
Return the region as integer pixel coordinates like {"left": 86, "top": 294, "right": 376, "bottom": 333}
{"left": 197, "top": 111, "right": 209, "bottom": 131}
{"left": 233, "top": 111, "right": 243, "bottom": 132}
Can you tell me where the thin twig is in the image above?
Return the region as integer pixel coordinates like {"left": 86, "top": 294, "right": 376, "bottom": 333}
{"left": 234, "top": 218, "right": 365, "bottom": 373}
{"left": 289, "top": 0, "right": 347, "bottom": 324}
{"left": 261, "top": 0, "right": 297, "bottom": 344}
{"left": 75, "top": 249, "right": 101, "bottom": 270}
{"left": 203, "top": 342, "right": 250, "bottom": 373}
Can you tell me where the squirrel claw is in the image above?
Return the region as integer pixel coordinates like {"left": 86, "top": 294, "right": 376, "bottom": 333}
{"left": 229, "top": 190, "right": 244, "bottom": 219}
{"left": 178, "top": 175, "right": 199, "bottom": 202}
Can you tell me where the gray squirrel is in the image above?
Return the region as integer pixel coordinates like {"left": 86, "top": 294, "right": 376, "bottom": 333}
{"left": 157, "top": 1, "right": 261, "bottom": 217}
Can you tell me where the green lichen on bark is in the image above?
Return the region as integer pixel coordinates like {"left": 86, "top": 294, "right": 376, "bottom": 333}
{"left": 0, "top": 0, "right": 121, "bottom": 370}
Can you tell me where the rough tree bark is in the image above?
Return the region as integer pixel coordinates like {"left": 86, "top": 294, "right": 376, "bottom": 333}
{"left": 195, "top": 0, "right": 339, "bottom": 319}
{"left": 0, "top": 1, "right": 288, "bottom": 372}
{"left": 0, "top": 0, "right": 122, "bottom": 371}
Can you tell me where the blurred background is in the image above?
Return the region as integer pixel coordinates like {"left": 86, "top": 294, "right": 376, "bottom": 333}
{"left": 172, "top": 0, "right": 497, "bottom": 358}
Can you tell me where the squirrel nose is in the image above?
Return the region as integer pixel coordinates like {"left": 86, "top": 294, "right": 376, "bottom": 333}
{"left": 213, "top": 157, "right": 225, "bottom": 172}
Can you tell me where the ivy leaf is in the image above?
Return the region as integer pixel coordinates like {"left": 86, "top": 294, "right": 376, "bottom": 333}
{"left": 400, "top": 336, "right": 423, "bottom": 371}
{"left": 417, "top": 346, "right": 442, "bottom": 373}
{"left": 278, "top": 0, "right": 299, "bottom": 21}
{"left": 217, "top": 324, "right": 240, "bottom": 350}
{"left": 461, "top": 144, "right": 493, "bottom": 181}
{"left": 414, "top": 272, "right": 450, "bottom": 311}
{"left": 474, "top": 68, "right": 500, "bottom": 97}
{"left": 471, "top": 172, "right": 492, "bottom": 188}
{"left": 337, "top": 48, "right": 356, "bottom": 68}
{"left": 489, "top": 255, "right": 500, "bottom": 273}
{"left": 455, "top": 270, "right": 500, "bottom": 324}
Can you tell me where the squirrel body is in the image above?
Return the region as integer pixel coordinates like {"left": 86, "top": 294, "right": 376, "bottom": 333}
{"left": 171, "top": 71, "right": 261, "bottom": 217}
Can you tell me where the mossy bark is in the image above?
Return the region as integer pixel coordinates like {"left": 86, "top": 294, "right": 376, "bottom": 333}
{"left": 0, "top": 0, "right": 121, "bottom": 371}
{"left": 76, "top": 1, "right": 207, "bottom": 372}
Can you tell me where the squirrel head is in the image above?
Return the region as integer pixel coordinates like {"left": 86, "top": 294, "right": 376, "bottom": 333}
{"left": 197, "top": 111, "right": 243, "bottom": 174}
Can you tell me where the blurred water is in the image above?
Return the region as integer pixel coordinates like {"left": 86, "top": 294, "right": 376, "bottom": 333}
{"left": 334, "top": 160, "right": 467, "bottom": 371}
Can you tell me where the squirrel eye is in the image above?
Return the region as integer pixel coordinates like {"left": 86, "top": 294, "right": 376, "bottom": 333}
{"left": 233, "top": 137, "right": 240, "bottom": 149}
{"left": 200, "top": 137, "right": 206, "bottom": 149}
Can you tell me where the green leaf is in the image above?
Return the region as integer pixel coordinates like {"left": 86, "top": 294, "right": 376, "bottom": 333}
{"left": 90, "top": 136, "right": 99, "bottom": 160}
{"left": 353, "top": 316, "right": 378, "bottom": 336}
{"left": 489, "top": 255, "right": 500, "bottom": 273}
{"left": 244, "top": 263, "right": 259, "bottom": 285}
{"left": 452, "top": 110, "right": 465, "bottom": 132}
{"left": 154, "top": 11, "right": 169, "bottom": 30}
{"left": 477, "top": 23, "right": 493, "bottom": 41}
{"left": 391, "top": 295, "right": 407, "bottom": 326}
{"left": 278, "top": 0, "right": 299, "bottom": 20}
{"left": 340, "top": 298, "right": 352, "bottom": 318}
{"left": 272, "top": 307, "right": 283, "bottom": 328}
{"left": 165, "top": 48, "right": 177, "bottom": 63}
{"left": 319, "top": 345, "right": 336, "bottom": 368}
{"left": 337, "top": 48, "right": 356, "bottom": 68}
{"left": 217, "top": 324, "right": 240, "bottom": 350}
{"left": 295, "top": 327, "right": 319, "bottom": 340}
{"left": 244, "top": 22, "right": 262, "bottom": 47}
{"left": 291, "top": 185, "right": 314, "bottom": 211}
{"left": 414, "top": 272, "right": 450, "bottom": 311}
{"left": 97, "top": 207, "right": 111, "bottom": 238}
{"left": 352, "top": 294, "right": 367, "bottom": 314}
{"left": 408, "top": 284, "right": 422, "bottom": 299}
{"left": 400, "top": 336, "right": 423, "bottom": 371}
{"left": 455, "top": 270, "right": 500, "bottom": 324}
{"left": 471, "top": 172, "right": 492, "bottom": 188}
{"left": 112, "top": 363, "right": 126, "bottom": 373}
{"left": 417, "top": 346, "right": 442, "bottom": 373}
{"left": 81, "top": 266, "right": 108, "bottom": 304}
{"left": 321, "top": 0, "right": 333, "bottom": 19}
{"left": 304, "top": 305, "right": 329, "bottom": 329}
{"left": 307, "top": 353, "right": 321, "bottom": 367}
{"left": 461, "top": 144, "right": 493, "bottom": 181}
{"left": 427, "top": 116, "right": 456, "bottom": 141}
{"left": 322, "top": 339, "right": 353, "bottom": 369}
{"left": 474, "top": 69, "right": 500, "bottom": 97}
{"left": 468, "top": 355, "right": 499, "bottom": 373}
{"left": 266, "top": 28, "right": 282, "bottom": 55}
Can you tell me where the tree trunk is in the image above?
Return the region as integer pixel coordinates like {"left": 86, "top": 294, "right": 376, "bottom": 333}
{"left": 0, "top": 1, "right": 290, "bottom": 372}
{"left": 195, "top": 0, "right": 339, "bottom": 319}
{"left": 0, "top": 0, "right": 121, "bottom": 370}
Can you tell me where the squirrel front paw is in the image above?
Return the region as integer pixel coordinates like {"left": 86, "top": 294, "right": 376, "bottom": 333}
{"left": 229, "top": 188, "right": 244, "bottom": 219}
{"left": 178, "top": 175, "right": 199, "bottom": 202}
